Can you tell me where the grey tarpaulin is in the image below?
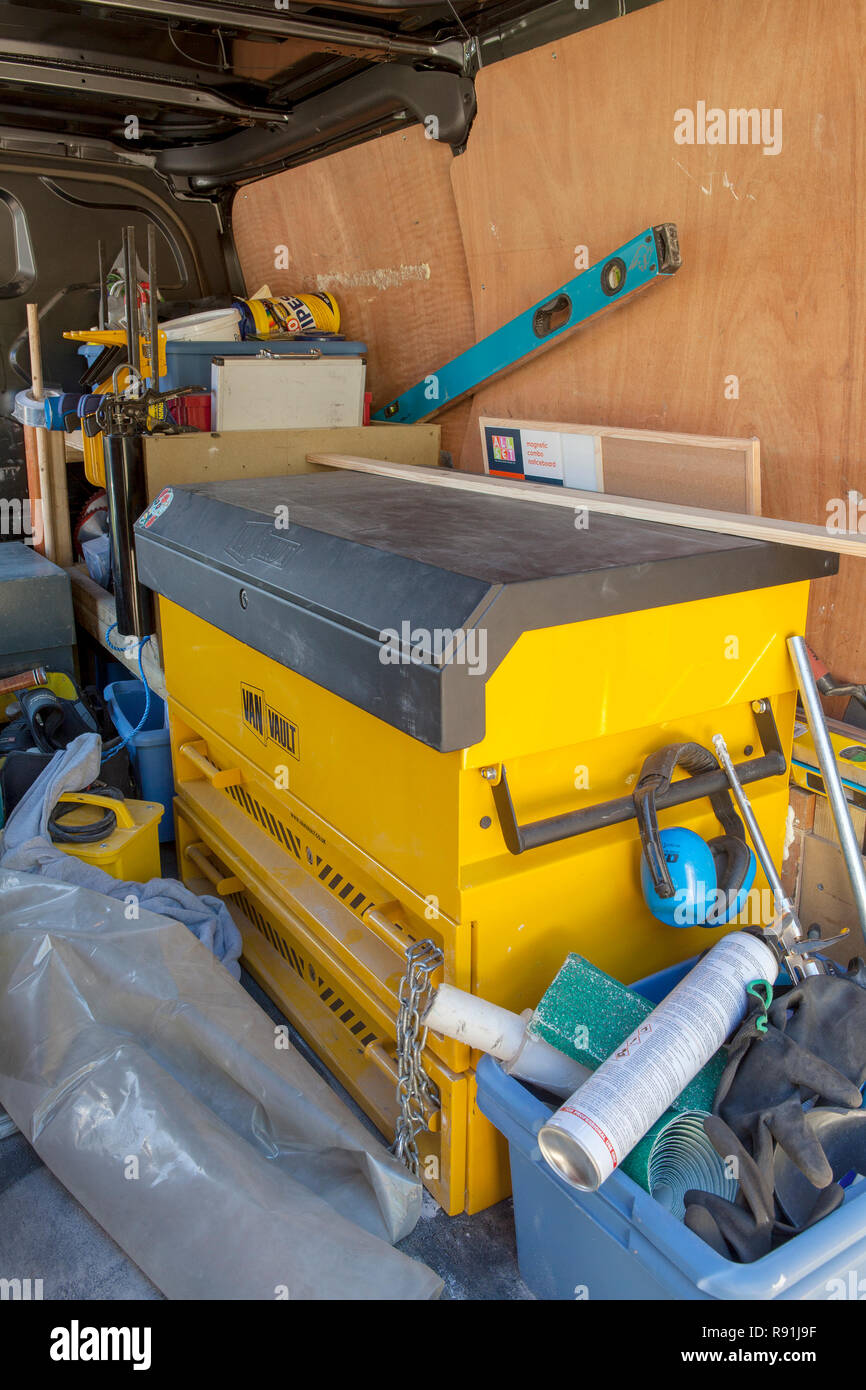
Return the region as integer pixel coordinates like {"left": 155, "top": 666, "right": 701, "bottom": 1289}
{"left": 0, "top": 733, "right": 243, "bottom": 978}
{"left": 0, "top": 871, "right": 441, "bottom": 1300}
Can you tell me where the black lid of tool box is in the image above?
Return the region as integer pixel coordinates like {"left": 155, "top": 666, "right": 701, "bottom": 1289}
{"left": 134, "top": 472, "right": 837, "bottom": 752}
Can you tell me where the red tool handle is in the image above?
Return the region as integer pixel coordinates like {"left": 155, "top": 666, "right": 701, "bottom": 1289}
{"left": 0, "top": 666, "right": 47, "bottom": 696}
{"left": 804, "top": 642, "right": 831, "bottom": 682}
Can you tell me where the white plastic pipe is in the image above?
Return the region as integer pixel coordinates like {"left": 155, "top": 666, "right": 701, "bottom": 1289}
{"left": 424, "top": 983, "right": 526, "bottom": 1060}
{"left": 423, "top": 983, "right": 588, "bottom": 1097}
{"left": 506, "top": 1029, "right": 590, "bottom": 1097}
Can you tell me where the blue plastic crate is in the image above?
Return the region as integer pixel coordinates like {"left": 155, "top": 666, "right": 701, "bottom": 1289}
{"left": 476, "top": 962, "right": 866, "bottom": 1300}
{"left": 104, "top": 680, "right": 173, "bottom": 843}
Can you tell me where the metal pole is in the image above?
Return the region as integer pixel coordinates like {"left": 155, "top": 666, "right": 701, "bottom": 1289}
{"left": 103, "top": 433, "right": 153, "bottom": 639}
{"left": 788, "top": 633, "right": 866, "bottom": 945}
{"left": 97, "top": 238, "right": 107, "bottom": 332}
{"left": 146, "top": 223, "right": 159, "bottom": 389}
{"left": 712, "top": 734, "right": 790, "bottom": 911}
{"left": 69, "top": 0, "right": 464, "bottom": 68}
{"left": 122, "top": 225, "right": 139, "bottom": 383}
{"left": 712, "top": 732, "right": 819, "bottom": 978}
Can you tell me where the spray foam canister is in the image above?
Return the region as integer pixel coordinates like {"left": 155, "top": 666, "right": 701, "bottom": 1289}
{"left": 537, "top": 930, "right": 778, "bottom": 1191}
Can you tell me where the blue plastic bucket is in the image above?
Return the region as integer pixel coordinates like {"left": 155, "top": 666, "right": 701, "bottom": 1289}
{"left": 476, "top": 962, "right": 866, "bottom": 1300}
{"left": 104, "top": 680, "right": 173, "bottom": 843}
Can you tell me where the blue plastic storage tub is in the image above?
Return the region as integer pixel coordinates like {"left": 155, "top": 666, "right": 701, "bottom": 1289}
{"left": 476, "top": 960, "right": 866, "bottom": 1300}
{"left": 104, "top": 680, "right": 173, "bottom": 843}
{"left": 159, "top": 338, "right": 368, "bottom": 394}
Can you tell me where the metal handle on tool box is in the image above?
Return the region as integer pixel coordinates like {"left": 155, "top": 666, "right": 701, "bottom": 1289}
{"left": 365, "top": 1041, "right": 401, "bottom": 1084}
{"left": 183, "top": 841, "right": 244, "bottom": 895}
{"left": 487, "top": 699, "right": 786, "bottom": 856}
{"left": 254, "top": 347, "right": 322, "bottom": 359}
{"left": 178, "top": 740, "right": 242, "bottom": 790}
{"left": 365, "top": 907, "right": 414, "bottom": 957}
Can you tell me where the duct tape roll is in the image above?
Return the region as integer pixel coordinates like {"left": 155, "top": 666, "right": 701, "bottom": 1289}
{"left": 625, "top": 1110, "right": 737, "bottom": 1220}
{"left": 13, "top": 388, "right": 60, "bottom": 428}
{"left": 44, "top": 393, "right": 82, "bottom": 432}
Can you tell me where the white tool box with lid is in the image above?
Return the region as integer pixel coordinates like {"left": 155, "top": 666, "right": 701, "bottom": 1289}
{"left": 210, "top": 351, "right": 367, "bottom": 431}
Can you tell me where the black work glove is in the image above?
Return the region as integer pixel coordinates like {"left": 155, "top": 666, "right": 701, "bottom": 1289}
{"left": 684, "top": 1116, "right": 845, "bottom": 1264}
{"left": 713, "top": 974, "right": 865, "bottom": 1187}
{"left": 771, "top": 967, "right": 866, "bottom": 1088}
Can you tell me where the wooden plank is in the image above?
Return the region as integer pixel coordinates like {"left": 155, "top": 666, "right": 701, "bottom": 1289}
{"left": 306, "top": 453, "right": 859, "bottom": 557}
{"left": 479, "top": 417, "right": 759, "bottom": 452}
{"left": 814, "top": 796, "right": 866, "bottom": 847}
{"left": 448, "top": 0, "right": 866, "bottom": 672}
{"left": 231, "top": 124, "right": 475, "bottom": 465}
{"left": 67, "top": 563, "right": 166, "bottom": 701}
{"left": 27, "top": 302, "right": 73, "bottom": 567}
{"left": 781, "top": 787, "right": 814, "bottom": 905}
{"left": 479, "top": 415, "right": 761, "bottom": 513}
{"left": 800, "top": 834, "right": 866, "bottom": 964}
{"left": 790, "top": 785, "right": 816, "bottom": 836}
{"left": 143, "top": 424, "right": 441, "bottom": 502}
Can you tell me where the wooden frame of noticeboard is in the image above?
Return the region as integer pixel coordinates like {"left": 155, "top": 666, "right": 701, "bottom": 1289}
{"left": 479, "top": 417, "right": 761, "bottom": 515}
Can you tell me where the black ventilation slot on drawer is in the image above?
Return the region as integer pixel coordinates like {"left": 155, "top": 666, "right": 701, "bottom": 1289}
{"left": 230, "top": 890, "right": 379, "bottom": 1050}
{"left": 223, "top": 783, "right": 303, "bottom": 861}
{"left": 221, "top": 785, "right": 378, "bottom": 923}
{"left": 314, "top": 854, "right": 375, "bottom": 920}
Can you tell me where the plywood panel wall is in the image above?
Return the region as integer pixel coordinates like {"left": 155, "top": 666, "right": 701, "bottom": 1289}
{"left": 233, "top": 0, "right": 866, "bottom": 677}
{"left": 449, "top": 0, "right": 866, "bottom": 672}
{"left": 232, "top": 125, "right": 475, "bottom": 462}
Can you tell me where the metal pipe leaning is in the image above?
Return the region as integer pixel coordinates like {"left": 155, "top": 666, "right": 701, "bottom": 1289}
{"left": 788, "top": 633, "right": 866, "bottom": 947}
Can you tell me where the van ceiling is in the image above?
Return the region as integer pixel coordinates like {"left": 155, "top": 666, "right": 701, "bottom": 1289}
{"left": 0, "top": 0, "right": 660, "bottom": 194}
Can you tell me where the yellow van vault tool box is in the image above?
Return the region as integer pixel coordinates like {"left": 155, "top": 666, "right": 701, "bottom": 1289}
{"left": 134, "top": 469, "right": 837, "bottom": 1213}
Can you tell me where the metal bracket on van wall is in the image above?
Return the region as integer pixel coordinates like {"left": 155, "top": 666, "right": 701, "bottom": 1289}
{"left": 156, "top": 65, "right": 478, "bottom": 191}
{"left": 486, "top": 699, "right": 786, "bottom": 856}
{"left": 71, "top": 0, "right": 468, "bottom": 72}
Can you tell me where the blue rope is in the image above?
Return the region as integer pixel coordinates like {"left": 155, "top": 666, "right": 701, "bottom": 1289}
{"left": 104, "top": 623, "right": 153, "bottom": 758}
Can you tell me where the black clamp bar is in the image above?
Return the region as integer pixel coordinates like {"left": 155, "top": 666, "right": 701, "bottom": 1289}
{"left": 489, "top": 699, "right": 785, "bottom": 856}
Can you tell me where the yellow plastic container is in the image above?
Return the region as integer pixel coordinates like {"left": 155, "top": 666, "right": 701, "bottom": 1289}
{"left": 234, "top": 293, "right": 340, "bottom": 337}
{"left": 63, "top": 329, "right": 168, "bottom": 485}
{"left": 52, "top": 792, "right": 162, "bottom": 881}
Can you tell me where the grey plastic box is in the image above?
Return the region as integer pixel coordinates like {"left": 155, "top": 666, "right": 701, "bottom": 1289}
{"left": 0, "top": 542, "right": 75, "bottom": 677}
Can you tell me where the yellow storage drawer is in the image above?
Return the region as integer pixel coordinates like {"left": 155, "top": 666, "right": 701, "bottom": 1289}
{"left": 174, "top": 794, "right": 509, "bottom": 1215}
{"left": 167, "top": 698, "right": 472, "bottom": 1074}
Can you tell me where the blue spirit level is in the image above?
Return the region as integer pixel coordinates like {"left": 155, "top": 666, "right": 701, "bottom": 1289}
{"left": 374, "top": 223, "right": 681, "bottom": 424}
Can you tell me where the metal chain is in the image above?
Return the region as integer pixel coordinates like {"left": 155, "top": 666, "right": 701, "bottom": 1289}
{"left": 392, "top": 938, "right": 444, "bottom": 1175}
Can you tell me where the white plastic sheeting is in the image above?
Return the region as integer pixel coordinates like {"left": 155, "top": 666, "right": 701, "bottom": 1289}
{"left": 0, "top": 871, "right": 441, "bottom": 1300}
